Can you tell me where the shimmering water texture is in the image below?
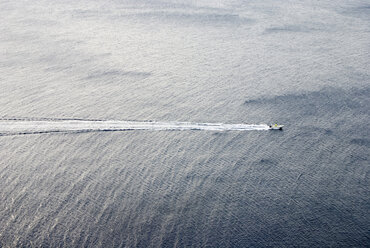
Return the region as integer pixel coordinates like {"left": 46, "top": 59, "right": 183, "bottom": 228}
{"left": 0, "top": 0, "right": 369, "bottom": 247}
{"left": 0, "top": 118, "right": 269, "bottom": 135}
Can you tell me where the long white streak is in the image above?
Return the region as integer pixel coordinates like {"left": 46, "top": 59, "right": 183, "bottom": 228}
{"left": 0, "top": 119, "right": 270, "bottom": 135}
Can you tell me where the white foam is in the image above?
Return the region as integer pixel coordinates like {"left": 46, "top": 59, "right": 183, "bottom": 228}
{"left": 0, "top": 119, "right": 270, "bottom": 135}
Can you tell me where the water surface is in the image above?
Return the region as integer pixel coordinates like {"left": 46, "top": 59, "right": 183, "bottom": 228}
{"left": 0, "top": 0, "right": 369, "bottom": 247}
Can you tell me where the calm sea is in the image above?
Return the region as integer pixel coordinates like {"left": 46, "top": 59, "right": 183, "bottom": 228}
{"left": 0, "top": 0, "right": 369, "bottom": 246}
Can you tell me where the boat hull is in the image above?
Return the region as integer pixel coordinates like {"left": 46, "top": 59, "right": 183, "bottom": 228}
{"left": 269, "top": 125, "right": 284, "bottom": 130}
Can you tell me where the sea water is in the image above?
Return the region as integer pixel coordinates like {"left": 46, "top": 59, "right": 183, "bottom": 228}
{"left": 0, "top": 0, "right": 369, "bottom": 246}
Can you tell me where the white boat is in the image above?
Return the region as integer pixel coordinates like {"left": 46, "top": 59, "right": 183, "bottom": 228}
{"left": 269, "top": 124, "right": 284, "bottom": 130}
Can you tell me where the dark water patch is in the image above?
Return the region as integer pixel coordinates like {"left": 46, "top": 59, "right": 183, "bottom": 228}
{"left": 233, "top": 155, "right": 278, "bottom": 174}
{"left": 351, "top": 138, "right": 370, "bottom": 148}
{"left": 69, "top": 9, "right": 112, "bottom": 19}
{"left": 255, "top": 158, "right": 277, "bottom": 171}
{"left": 119, "top": 10, "right": 254, "bottom": 26}
{"left": 0, "top": 129, "right": 137, "bottom": 137}
{"left": 259, "top": 158, "right": 275, "bottom": 164}
{"left": 324, "top": 129, "right": 333, "bottom": 135}
{"left": 83, "top": 69, "right": 152, "bottom": 80}
{"left": 243, "top": 99, "right": 259, "bottom": 104}
{"left": 292, "top": 126, "right": 334, "bottom": 138}
{"left": 339, "top": 5, "right": 370, "bottom": 20}
{"left": 68, "top": 2, "right": 254, "bottom": 26}
{"left": 211, "top": 131, "right": 227, "bottom": 137}
{"left": 0, "top": 116, "right": 105, "bottom": 122}
{"left": 244, "top": 86, "right": 370, "bottom": 123}
{"left": 44, "top": 65, "right": 73, "bottom": 72}
{"left": 345, "top": 153, "right": 369, "bottom": 167}
{"left": 264, "top": 24, "right": 315, "bottom": 34}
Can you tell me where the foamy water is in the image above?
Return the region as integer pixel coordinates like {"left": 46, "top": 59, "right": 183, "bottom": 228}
{"left": 0, "top": 119, "right": 269, "bottom": 135}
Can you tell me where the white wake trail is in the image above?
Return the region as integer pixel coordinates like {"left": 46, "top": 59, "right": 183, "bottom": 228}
{"left": 0, "top": 119, "right": 270, "bottom": 135}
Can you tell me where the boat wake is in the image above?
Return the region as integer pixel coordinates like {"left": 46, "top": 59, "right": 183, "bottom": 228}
{"left": 0, "top": 118, "right": 270, "bottom": 136}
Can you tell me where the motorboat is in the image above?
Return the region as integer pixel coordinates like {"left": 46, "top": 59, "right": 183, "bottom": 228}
{"left": 269, "top": 124, "right": 284, "bottom": 130}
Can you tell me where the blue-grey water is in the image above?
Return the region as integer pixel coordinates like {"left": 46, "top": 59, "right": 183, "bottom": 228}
{"left": 1, "top": 0, "right": 369, "bottom": 247}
